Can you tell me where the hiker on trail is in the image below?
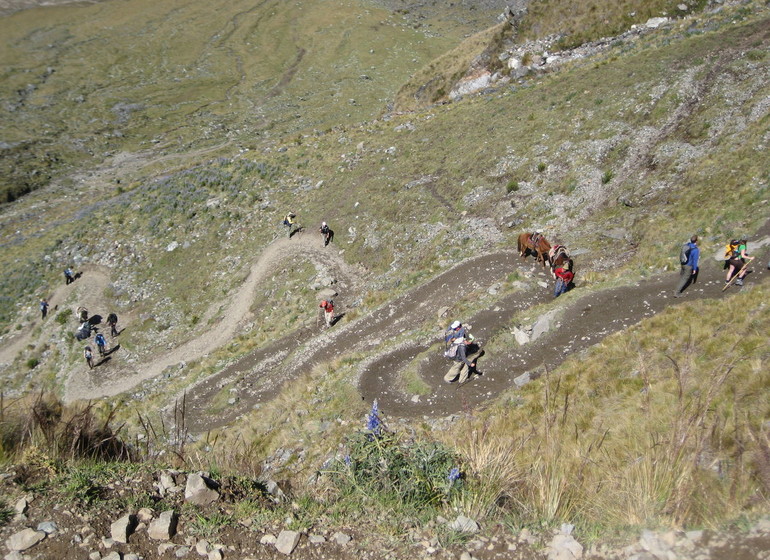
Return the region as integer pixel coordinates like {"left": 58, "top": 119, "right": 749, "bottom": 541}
{"left": 674, "top": 235, "right": 700, "bottom": 298}
{"left": 76, "top": 306, "right": 88, "bottom": 323}
{"left": 443, "top": 332, "right": 482, "bottom": 384}
{"left": 319, "top": 221, "right": 333, "bottom": 247}
{"left": 64, "top": 268, "right": 74, "bottom": 285}
{"left": 553, "top": 265, "right": 574, "bottom": 298}
{"left": 94, "top": 332, "right": 107, "bottom": 357}
{"left": 319, "top": 299, "right": 335, "bottom": 328}
{"left": 40, "top": 299, "right": 49, "bottom": 319}
{"left": 107, "top": 312, "right": 119, "bottom": 337}
{"left": 283, "top": 212, "right": 296, "bottom": 238}
{"left": 725, "top": 237, "right": 753, "bottom": 287}
{"left": 84, "top": 346, "right": 94, "bottom": 369}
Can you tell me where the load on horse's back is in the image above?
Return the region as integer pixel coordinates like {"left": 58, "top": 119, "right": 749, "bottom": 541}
{"left": 517, "top": 231, "right": 551, "bottom": 267}
{"left": 549, "top": 244, "right": 572, "bottom": 277}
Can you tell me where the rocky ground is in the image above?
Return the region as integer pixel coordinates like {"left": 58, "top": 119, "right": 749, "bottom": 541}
{"left": 3, "top": 464, "right": 770, "bottom": 560}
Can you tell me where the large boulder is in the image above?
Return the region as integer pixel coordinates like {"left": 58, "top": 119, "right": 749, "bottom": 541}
{"left": 5, "top": 528, "right": 46, "bottom": 551}
{"left": 184, "top": 473, "right": 220, "bottom": 506}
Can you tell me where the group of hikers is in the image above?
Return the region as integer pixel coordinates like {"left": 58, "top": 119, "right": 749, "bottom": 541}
{"left": 283, "top": 212, "right": 334, "bottom": 247}
{"left": 38, "top": 268, "right": 122, "bottom": 370}
{"left": 674, "top": 235, "right": 756, "bottom": 297}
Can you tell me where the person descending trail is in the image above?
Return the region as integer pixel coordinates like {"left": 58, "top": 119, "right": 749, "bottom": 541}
{"left": 319, "top": 299, "right": 335, "bottom": 328}
{"left": 40, "top": 299, "right": 49, "bottom": 319}
{"left": 84, "top": 346, "right": 94, "bottom": 369}
{"left": 724, "top": 237, "right": 753, "bottom": 289}
{"left": 443, "top": 321, "right": 482, "bottom": 384}
{"left": 319, "top": 221, "right": 333, "bottom": 247}
{"left": 64, "top": 267, "right": 74, "bottom": 285}
{"left": 674, "top": 235, "right": 700, "bottom": 298}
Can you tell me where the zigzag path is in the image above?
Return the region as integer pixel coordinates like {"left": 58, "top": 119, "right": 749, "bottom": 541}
{"left": 3, "top": 225, "right": 767, "bottom": 434}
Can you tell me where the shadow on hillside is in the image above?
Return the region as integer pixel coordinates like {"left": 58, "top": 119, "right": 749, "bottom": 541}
{"left": 331, "top": 313, "right": 345, "bottom": 326}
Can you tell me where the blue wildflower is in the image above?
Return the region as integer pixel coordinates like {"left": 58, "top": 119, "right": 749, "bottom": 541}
{"left": 344, "top": 454, "right": 352, "bottom": 466}
{"left": 448, "top": 467, "right": 461, "bottom": 484}
{"left": 365, "top": 399, "right": 382, "bottom": 436}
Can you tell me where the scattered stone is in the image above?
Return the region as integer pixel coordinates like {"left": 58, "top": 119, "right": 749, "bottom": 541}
{"left": 448, "top": 516, "right": 480, "bottom": 534}
{"left": 103, "top": 552, "right": 122, "bottom": 560}
{"left": 148, "top": 510, "right": 178, "bottom": 540}
{"left": 110, "top": 514, "right": 137, "bottom": 544}
{"left": 332, "top": 532, "right": 351, "bottom": 545}
{"left": 264, "top": 480, "right": 286, "bottom": 501}
{"left": 196, "top": 539, "right": 210, "bottom": 555}
{"left": 275, "top": 530, "right": 301, "bottom": 555}
{"left": 37, "top": 521, "right": 58, "bottom": 534}
{"left": 14, "top": 498, "right": 28, "bottom": 515}
{"left": 184, "top": 473, "right": 220, "bottom": 506}
{"left": 137, "top": 508, "right": 154, "bottom": 523}
{"left": 88, "top": 552, "right": 101, "bottom": 560}
{"left": 260, "top": 534, "right": 277, "bottom": 545}
{"left": 207, "top": 549, "right": 223, "bottom": 560}
{"left": 125, "top": 554, "right": 140, "bottom": 560}
{"left": 175, "top": 546, "right": 191, "bottom": 557}
{"left": 308, "top": 535, "right": 326, "bottom": 544}
{"left": 6, "top": 552, "right": 25, "bottom": 560}
{"left": 512, "top": 326, "right": 530, "bottom": 346}
{"left": 158, "top": 543, "right": 176, "bottom": 555}
{"left": 5, "top": 528, "right": 46, "bottom": 551}
{"left": 548, "top": 533, "right": 583, "bottom": 560}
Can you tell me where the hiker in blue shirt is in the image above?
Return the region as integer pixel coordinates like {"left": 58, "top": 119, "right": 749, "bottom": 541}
{"left": 674, "top": 235, "right": 699, "bottom": 298}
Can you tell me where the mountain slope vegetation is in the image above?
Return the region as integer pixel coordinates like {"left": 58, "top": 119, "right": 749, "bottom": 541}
{"left": 0, "top": 0, "right": 769, "bottom": 555}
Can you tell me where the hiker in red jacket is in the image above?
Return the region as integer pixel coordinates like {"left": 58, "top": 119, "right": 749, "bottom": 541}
{"left": 554, "top": 266, "right": 574, "bottom": 298}
{"left": 319, "top": 299, "right": 335, "bottom": 328}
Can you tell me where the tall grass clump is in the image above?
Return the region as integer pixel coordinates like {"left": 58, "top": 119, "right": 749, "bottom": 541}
{"left": 451, "top": 286, "right": 770, "bottom": 532}
{"left": 322, "top": 401, "right": 463, "bottom": 511}
{"left": 0, "top": 392, "right": 133, "bottom": 464}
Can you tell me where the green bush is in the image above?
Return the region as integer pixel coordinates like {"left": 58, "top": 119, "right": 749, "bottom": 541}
{"left": 323, "top": 402, "right": 463, "bottom": 509}
{"left": 55, "top": 311, "right": 70, "bottom": 326}
{"left": 506, "top": 180, "right": 519, "bottom": 193}
{"left": 26, "top": 358, "right": 39, "bottom": 370}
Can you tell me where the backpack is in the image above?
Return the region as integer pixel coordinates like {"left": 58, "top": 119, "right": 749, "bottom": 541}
{"left": 724, "top": 242, "right": 739, "bottom": 260}
{"left": 107, "top": 313, "right": 118, "bottom": 324}
{"left": 679, "top": 242, "right": 691, "bottom": 265}
{"left": 95, "top": 334, "right": 105, "bottom": 346}
{"left": 443, "top": 344, "right": 459, "bottom": 359}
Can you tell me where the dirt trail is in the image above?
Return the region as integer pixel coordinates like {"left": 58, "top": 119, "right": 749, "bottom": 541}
{"left": 62, "top": 230, "right": 361, "bottom": 403}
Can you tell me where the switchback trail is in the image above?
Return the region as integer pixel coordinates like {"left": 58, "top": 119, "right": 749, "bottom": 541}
{"left": 179, "top": 235, "right": 769, "bottom": 432}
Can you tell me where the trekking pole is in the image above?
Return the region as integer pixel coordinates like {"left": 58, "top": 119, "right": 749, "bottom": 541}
{"left": 722, "top": 258, "right": 753, "bottom": 291}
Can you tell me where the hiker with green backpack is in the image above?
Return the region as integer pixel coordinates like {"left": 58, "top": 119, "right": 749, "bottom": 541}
{"left": 724, "top": 237, "right": 753, "bottom": 287}
{"left": 674, "top": 235, "right": 699, "bottom": 298}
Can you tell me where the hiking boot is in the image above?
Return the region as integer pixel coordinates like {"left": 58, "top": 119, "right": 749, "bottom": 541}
{"left": 735, "top": 278, "right": 744, "bottom": 286}
{"left": 673, "top": 292, "right": 684, "bottom": 298}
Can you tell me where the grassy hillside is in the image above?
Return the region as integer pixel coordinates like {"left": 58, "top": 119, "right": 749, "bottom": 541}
{"left": 0, "top": 0, "right": 769, "bottom": 550}
{"left": 0, "top": 0, "right": 468, "bottom": 202}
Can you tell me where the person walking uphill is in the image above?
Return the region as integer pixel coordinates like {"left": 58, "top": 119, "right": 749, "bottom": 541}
{"left": 319, "top": 298, "right": 334, "bottom": 328}
{"left": 724, "top": 237, "right": 753, "bottom": 287}
{"left": 283, "top": 212, "right": 296, "bottom": 238}
{"left": 443, "top": 336, "right": 482, "bottom": 384}
{"left": 674, "top": 235, "right": 700, "bottom": 297}
{"left": 40, "top": 298, "right": 49, "bottom": 319}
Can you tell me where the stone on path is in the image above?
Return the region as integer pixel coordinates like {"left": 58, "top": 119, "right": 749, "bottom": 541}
{"left": 148, "top": 510, "right": 178, "bottom": 540}
{"left": 448, "top": 515, "right": 480, "bottom": 533}
{"left": 547, "top": 533, "right": 583, "bottom": 560}
{"left": 5, "top": 528, "right": 46, "bottom": 551}
{"left": 185, "top": 473, "right": 220, "bottom": 505}
{"left": 275, "top": 530, "right": 301, "bottom": 555}
{"left": 111, "top": 513, "right": 137, "bottom": 543}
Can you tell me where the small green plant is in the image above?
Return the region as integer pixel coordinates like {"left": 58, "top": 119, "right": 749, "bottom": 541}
{"left": 602, "top": 170, "right": 614, "bottom": 184}
{"left": 0, "top": 500, "right": 13, "bottom": 527}
{"left": 55, "top": 312, "right": 70, "bottom": 326}
{"left": 322, "top": 401, "right": 463, "bottom": 509}
{"left": 537, "top": 162, "right": 547, "bottom": 173}
{"left": 26, "top": 357, "right": 39, "bottom": 369}
{"left": 506, "top": 180, "right": 519, "bottom": 193}
{"left": 187, "top": 511, "right": 233, "bottom": 538}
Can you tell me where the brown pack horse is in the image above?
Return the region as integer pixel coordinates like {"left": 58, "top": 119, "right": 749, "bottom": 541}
{"left": 517, "top": 232, "right": 551, "bottom": 267}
